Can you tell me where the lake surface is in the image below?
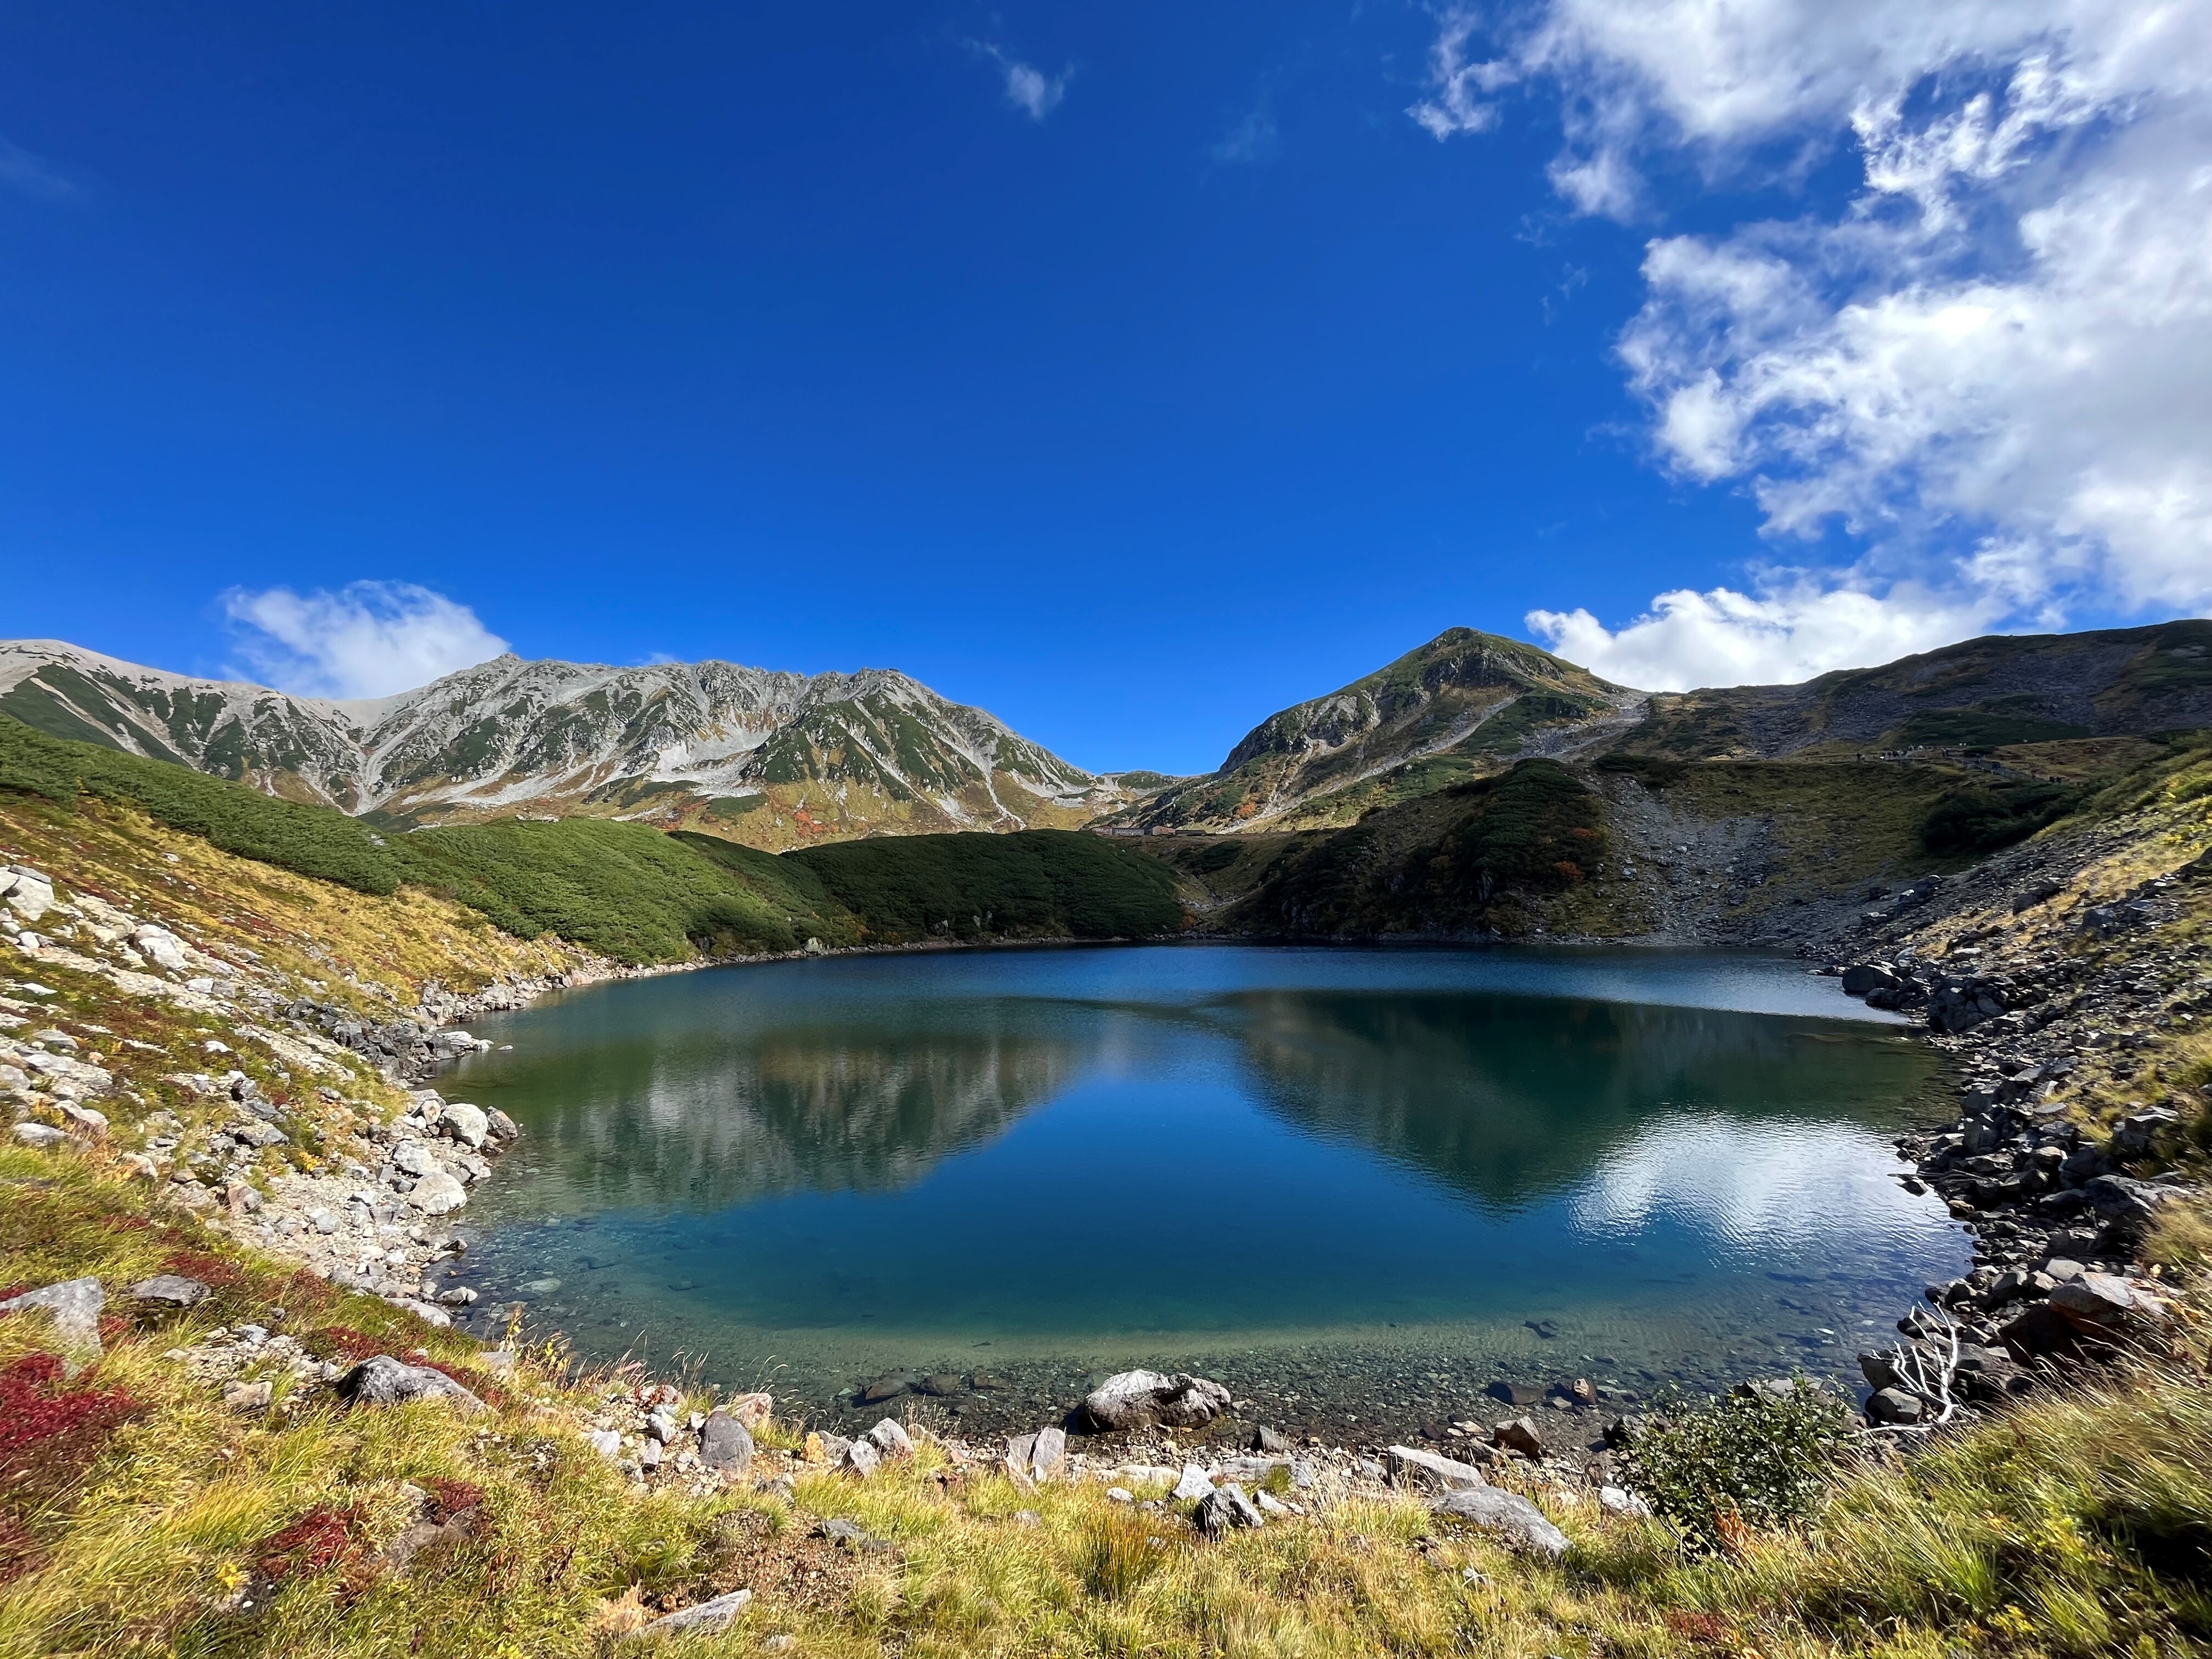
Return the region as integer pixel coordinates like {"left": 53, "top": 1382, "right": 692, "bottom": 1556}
{"left": 442, "top": 944, "right": 1969, "bottom": 1439}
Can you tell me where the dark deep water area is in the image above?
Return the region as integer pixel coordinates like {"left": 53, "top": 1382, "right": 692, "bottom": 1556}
{"left": 437, "top": 944, "right": 1970, "bottom": 1441}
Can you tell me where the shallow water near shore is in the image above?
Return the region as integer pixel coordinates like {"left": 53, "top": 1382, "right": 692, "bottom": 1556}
{"left": 442, "top": 944, "right": 1970, "bottom": 1440}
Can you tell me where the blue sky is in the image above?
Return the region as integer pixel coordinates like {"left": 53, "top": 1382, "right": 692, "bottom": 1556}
{"left": 4, "top": 3, "right": 2208, "bottom": 775}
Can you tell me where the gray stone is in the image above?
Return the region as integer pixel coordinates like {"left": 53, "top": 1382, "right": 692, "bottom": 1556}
{"left": 0, "top": 1276, "right": 104, "bottom": 1368}
{"left": 914, "top": 1372, "right": 967, "bottom": 1397}
{"left": 863, "top": 1418, "right": 915, "bottom": 1460}
{"left": 407, "top": 1171, "right": 469, "bottom": 1215}
{"left": 1172, "top": 1464, "right": 1215, "bottom": 1502}
{"left": 309, "top": 1208, "right": 341, "bottom": 1234}
{"left": 2084, "top": 1173, "right": 2185, "bottom": 1230}
{"left": 1192, "top": 1482, "right": 1265, "bottom": 1538}
{"left": 485, "top": 1107, "right": 520, "bottom": 1141}
{"left": 1841, "top": 963, "right": 1901, "bottom": 997}
{"left": 858, "top": 1373, "right": 912, "bottom": 1404}
{"left": 587, "top": 1429, "right": 623, "bottom": 1459}
{"left": 1028, "top": 1425, "right": 1065, "bottom": 1479}
{"left": 632, "top": 1588, "right": 753, "bottom": 1639}
{"left": 391, "top": 1139, "right": 441, "bottom": 1177}
{"left": 1080, "top": 1368, "right": 1233, "bottom": 1431}
{"left": 1385, "top": 1444, "right": 1486, "bottom": 1492}
{"left": 1865, "top": 1387, "right": 1925, "bottom": 1425}
{"left": 1492, "top": 1417, "right": 1544, "bottom": 1458}
{"left": 1430, "top": 1487, "right": 1570, "bottom": 1558}
{"left": 1249, "top": 1424, "right": 1291, "bottom": 1454}
{"left": 12, "top": 1123, "right": 65, "bottom": 1149}
{"left": 843, "top": 1437, "right": 882, "bottom": 1479}
{"left": 129, "top": 1274, "right": 210, "bottom": 1307}
{"left": 438, "top": 1103, "right": 490, "bottom": 1148}
{"left": 699, "top": 1409, "right": 754, "bottom": 1473}
{"left": 336, "top": 1355, "right": 487, "bottom": 1414}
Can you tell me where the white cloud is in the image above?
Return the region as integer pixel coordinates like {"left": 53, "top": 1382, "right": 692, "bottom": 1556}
{"left": 971, "top": 42, "right": 1069, "bottom": 121}
{"left": 223, "top": 580, "right": 510, "bottom": 700}
{"left": 1212, "top": 108, "right": 1281, "bottom": 165}
{"left": 1417, "top": 1, "right": 2212, "bottom": 687}
{"left": 1406, "top": 12, "right": 1508, "bottom": 140}
{"left": 0, "top": 136, "right": 78, "bottom": 202}
{"left": 1530, "top": 579, "right": 2005, "bottom": 690}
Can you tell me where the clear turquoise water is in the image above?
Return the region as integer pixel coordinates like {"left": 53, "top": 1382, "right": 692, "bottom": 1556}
{"left": 441, "top": 944, "right": 1968, "bottom": 1438}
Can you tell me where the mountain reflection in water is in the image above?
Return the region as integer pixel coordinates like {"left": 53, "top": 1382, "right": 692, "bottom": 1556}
{"left": 456, "top": 949, "right": 1940, "bottom": 1251}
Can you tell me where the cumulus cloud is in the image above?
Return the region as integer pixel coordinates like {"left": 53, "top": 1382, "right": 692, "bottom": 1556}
{"left": 970, "top": 42, "right": 1069, "bottom": 121}
{"left": 223, "top": 580, "right": 510, "bottom": 700}
{"left": 1529, "top": 580, "right": 2006, "bottom": 690}
{"left": 1411, "top": 1, "right": 2212, "bottom": 687}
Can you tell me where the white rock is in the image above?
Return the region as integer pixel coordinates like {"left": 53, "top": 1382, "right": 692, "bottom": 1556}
{"left": 13, "top": 1122, "right": 66, "bottom": 1148}
{"left": 391, "top": 1139, "right": 441, "bottom": 1177}
{"left": 1172, "top": 1465, "right": 1215, "bottom": 1502}
{"left": 439, "top": 1103, "right": 489, "bottom": 1147}
{"left": 3, "top": 868, "right": 55, "bottom": 923}
{"left": 132, "top": 926, "right": 190, "bottom": 972}
{"left": 408, "top": 1171, "right": 469, "bottom": 1215}
{"left": 587, "top": 1429, "right": 623, "bottom": 1459}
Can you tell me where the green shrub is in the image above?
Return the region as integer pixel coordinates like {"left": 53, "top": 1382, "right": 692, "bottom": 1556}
{"left": 0, "top": 714, "right": 404, "bottom": 894}
{"left": 1615, "top": 1379, "right": 1854, "bottom": 1554}
{"left": 1921, "top": 781, "right": 2080, "bottom": 855}
{"left": 785, "top": 829, "right": 1183, "bottom": 943}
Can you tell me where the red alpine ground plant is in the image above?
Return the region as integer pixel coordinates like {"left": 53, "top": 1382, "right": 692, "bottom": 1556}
{"left": 0, "top": 1353, "right": 146, "bottom": 1486}
{"left": 161, "top": 1248, "right": 256, "bottom": 1295}
{"left": 0, "top": 1351, "right": 146, "bottom": 1583}
{"left": 256, "top": 1503, "right": 369, "bottom": 1584}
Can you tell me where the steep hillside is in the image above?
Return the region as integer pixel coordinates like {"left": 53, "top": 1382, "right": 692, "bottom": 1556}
{"left": 1606, "top": 619, "right": 2212, "bottom": 763}
{"left": 1103, "top": 629, "right": 1639, "bottom": 834}
{"left": 1, "top": 715, "right": 1184, "bottom": 963}
{"left": 0, "top": 640, "right": 1127, "bottom": 849}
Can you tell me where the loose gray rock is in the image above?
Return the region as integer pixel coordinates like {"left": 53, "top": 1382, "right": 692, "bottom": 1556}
{"left": 1080, "top": 1369, "right": 1233, "bottom": 1432}
{"left": 699, "top": 1409, "right": 754, "bottom": 1473}
{"left": 12, "top": 1123, "right": 65, "bottom": 1149}
{"left": 2083, "top": 1173, "right": 2185, "bottom": 1230}
{"left": 858, "top": 1374, "right": 911, "bottom": 1404}
{"left": 408, "top": 1171, "right": 469, "bottom": 1215}
{"left": 843, "top": 1437, "right": 882, "bottom": 1479}
{"left": 0, "top": 1276, "right": 104, "bottom": 1367}
{"left": 1172, "top": 1464, "right": 1215, "bottom": 1502}
{"left": 129, "top": 1274, "right": 211, "bottom": 1307}
{"left": 391, "top": 1139, "right": 441, "bottom": 1178}
{"left": 1492, "top": 1417, "right": 1544, "bottom": 1459}
{"left": 1192, "top": 1482, "right": 1265, "bottom": 1538}
{"left": 863, "top": 1418, "right": 915, "bottom": 1460}
{"left": 1386, "top": 1444, "right": 1486, "bottom": 1492}
{"left": 485, "top": 1107, "right": 521, "bottom": 1141}
{"left": 337, "top": 1355, "right": 487, "bottom": 1414}
{"left": 1430, "top": 1487, "right": 1570, "bottom": 1558}
{"left": 632, "top": 1588, "right": 752, "bottom": 1639}
{"left": 438, "top": 1103, "right": 490, "bottom": 1148}
{"left": 1865, "top": 1387, "right": 1926, "bottom": 1426}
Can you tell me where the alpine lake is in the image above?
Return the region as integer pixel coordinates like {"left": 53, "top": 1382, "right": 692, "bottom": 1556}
{"left": 436, "top": 944, "right": 1971, "bottom": 1441}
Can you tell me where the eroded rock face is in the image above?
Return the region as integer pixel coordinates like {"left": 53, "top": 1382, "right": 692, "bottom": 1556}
{"left": 1080, "top": 1369, "right": 1233, "bottom": 1432}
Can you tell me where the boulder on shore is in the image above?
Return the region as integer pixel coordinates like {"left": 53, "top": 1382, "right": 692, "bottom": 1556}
{"left": 1080, "top": 1369, "right": 1233, "bottom": 1432}
{"left": 1429, "top": 1486, "right": 1570, "bottom": 1558}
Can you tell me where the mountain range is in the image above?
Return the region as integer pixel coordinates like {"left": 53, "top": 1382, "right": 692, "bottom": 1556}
{"left": 0, "top": 641, "right": 1135, "bottom": 851}
{"left": 5, "top": 617, "right": 2209, "bottom": 861}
